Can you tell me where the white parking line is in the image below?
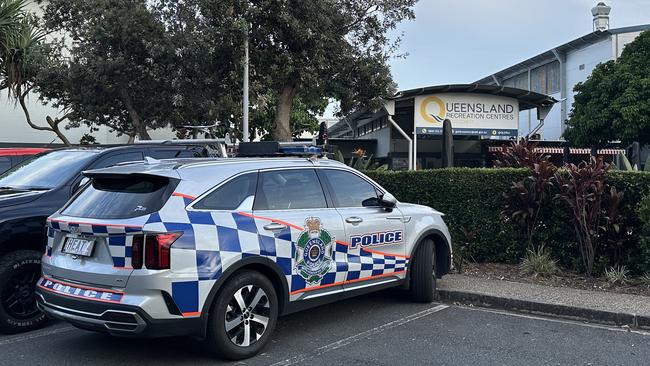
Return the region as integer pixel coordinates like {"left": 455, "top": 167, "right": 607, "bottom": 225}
{"left": 0, "top": 325, "right": 77, "bottom": 347}
{"left": 459, "top": 305, "right": 650, "bottom": 337}
{"left": 270, "top": 304, "right": 449, "bottom": 366}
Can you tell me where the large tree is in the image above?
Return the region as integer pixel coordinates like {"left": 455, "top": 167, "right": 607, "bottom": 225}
{"left": 9, "top": 0, "right": 415, "bottom": 143}
{"left": 564, "top": 30, "right": 650, "bottom": 147}
{"left": 199, "top": 0, "right": 416, "bottom": 141}
{"left": 39, "top": 0, "right": 256, "bottom": 141}
{"left": 39, "top": 0, "right": 179, "bottom": 140}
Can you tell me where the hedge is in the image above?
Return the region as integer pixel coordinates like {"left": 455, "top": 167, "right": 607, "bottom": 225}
{"left": 365, "top": 168, "right": 650, "bottom": 274}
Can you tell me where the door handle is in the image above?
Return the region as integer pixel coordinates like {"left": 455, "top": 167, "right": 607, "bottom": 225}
{"left": 387, "top": 216, "right": 411, "bottom": 223}
{"left": 263, "top": 222, "right": 287, "bottom": 231}
{"left": 345, "top": 217, "right": 363, "bottom": 224}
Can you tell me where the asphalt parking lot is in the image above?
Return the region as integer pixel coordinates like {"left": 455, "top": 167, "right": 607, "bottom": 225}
{"left": 1, "top": 289, "right": 648, "bottom": 366}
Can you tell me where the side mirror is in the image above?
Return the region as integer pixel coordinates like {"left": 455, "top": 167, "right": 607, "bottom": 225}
{"left": 380, "top": 192, "right": 397, "bottom": 209}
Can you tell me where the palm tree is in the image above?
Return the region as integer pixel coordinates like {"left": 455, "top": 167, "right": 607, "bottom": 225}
{"left": 0, "top": 0, "right": 28, "bottom": 96}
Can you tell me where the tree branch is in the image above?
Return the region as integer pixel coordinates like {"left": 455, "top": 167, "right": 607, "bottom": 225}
{"left": 18, "top": 87, "right": 53, "bottom": 132}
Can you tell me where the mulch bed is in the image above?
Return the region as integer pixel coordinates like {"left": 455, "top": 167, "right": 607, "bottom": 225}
{"left": 461, "top": 262, "right": 650, "bottom": 297}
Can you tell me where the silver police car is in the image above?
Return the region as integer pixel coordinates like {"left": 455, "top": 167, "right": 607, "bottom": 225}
{"left": 36, "top": 157, "right": 452, "bottom": 360}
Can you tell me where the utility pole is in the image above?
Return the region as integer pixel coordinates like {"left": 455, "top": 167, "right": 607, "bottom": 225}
{"left": 242, "top": 25, "right": 250, "bottom": 142}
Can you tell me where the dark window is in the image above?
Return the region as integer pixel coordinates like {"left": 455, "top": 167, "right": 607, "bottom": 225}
{"left": 149, "top": 148, "right": 202, "bottom": 159}
{"left": 62, "top": 175, "right": 177, "bottom": 219}
{"left": 193, "top": 172, "right": 258, "bottom": 210}
{"left": 320, "top": 169, "right": 379, "bottom": 208}
{"left": 93, "top": 152, "right": 144, "bottom": 169}
{"left": 0, "top": 157, "right": 12, "bottom": 175}
{"left": 254, "top": 169, "right": 326, "bottom": 210}
{"left": 0, "top": 150, "right": 98, "bottom": 190}
{"left": 0, "top": 157, "right": 11, "bottom": 175}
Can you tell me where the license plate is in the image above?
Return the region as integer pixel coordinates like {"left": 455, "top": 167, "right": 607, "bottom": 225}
{"left": 63, "top": 237, "right": 95, "bottom": 257}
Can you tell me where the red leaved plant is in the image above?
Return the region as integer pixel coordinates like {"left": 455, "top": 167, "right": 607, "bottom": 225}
{"left": 554, "top": 157, "right": 611, "bottom": 276}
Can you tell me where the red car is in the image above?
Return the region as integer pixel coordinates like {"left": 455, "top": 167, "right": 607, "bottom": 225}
{"left": 0, "top": 148, "right": 49, "bottom": 174}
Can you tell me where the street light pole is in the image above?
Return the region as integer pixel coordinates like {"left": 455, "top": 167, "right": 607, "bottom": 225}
{"left": 242, "top": 26, "right": 250, "bottom": 142}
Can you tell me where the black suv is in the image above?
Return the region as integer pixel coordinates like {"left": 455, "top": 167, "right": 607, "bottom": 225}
{"left": 0, "top": 143, "right": 219, "bottom": 333}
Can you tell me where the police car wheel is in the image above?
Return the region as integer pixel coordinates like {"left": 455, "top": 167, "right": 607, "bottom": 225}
{"left": 409, "top": 239, "right": 436, "bottom": 302}
{"left": 206, "top": 270, "right": 278, "bottom": 360}
{"left": 0, "top": 250, "right": 48, "bottom": 334}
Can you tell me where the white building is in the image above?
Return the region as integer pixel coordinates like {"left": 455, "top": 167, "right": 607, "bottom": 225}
{"left": 475, "top": 3, "right": 650, "bottom": 140}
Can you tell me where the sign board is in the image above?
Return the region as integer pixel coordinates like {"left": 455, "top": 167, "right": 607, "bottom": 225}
{"left": 414, "top": 93, "right": 519, "bottom": 137}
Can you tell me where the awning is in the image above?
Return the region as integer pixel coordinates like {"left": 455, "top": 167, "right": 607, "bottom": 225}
{"left": 488, "top": 146, "right": 625, "bottom": 155}
{"left": 388, "top": 84, "right": 558, "bottom": 111}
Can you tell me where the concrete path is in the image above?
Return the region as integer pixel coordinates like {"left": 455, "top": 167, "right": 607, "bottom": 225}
{"left": 439, "top": 274, "right": 650, "bottom": 328}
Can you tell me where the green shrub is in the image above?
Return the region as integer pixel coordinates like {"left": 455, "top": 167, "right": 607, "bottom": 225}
{"left": 604, "top": 266, "right": 629, "bottom": 284}
{"left": 366, "top": 168, "right": 528, "bottom": 263}
{"left": 635, "top": 193, "right": 650, "bottom": 274}
{"left": 366, "top": 168, "right": 650, "bottom": 273}
{"left": 520, "top": 247, "right": 559, "bottom": 277}
{"left": 641, "top": 273, "right": 650, "bottom": 288}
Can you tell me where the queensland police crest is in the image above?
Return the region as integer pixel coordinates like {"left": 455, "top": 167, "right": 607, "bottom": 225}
{"left": 295, "top": 217, "right": 333, "bottom": 284}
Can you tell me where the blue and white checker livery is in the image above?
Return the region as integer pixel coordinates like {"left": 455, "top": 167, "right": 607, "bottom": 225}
{"left": 46, "top": 218, "right": 142, "bottom": 269}
{"left": 140, "top": 194, "right": 409, "bottom": 316}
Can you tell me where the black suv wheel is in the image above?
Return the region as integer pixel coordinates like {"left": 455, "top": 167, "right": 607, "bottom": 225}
{"left": 205, "top": 270, "right": 278, "bottom": 360}
{"left": 0, "top": 250, "right": 47, "bottom": 333}
{"left": 409, "top": 239, "right": 437, "bottom": 302}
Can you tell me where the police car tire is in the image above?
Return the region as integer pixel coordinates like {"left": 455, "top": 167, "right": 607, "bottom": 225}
{"left": 0, "top": 250, "right": 48, "bottom": 334}
{"left": 206, "top": 270, "right": 278, "bottom": 360}
{"left": 410, "top": 239, "right": 436, "bottom": 302}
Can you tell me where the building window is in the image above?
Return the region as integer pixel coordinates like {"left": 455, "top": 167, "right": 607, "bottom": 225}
{"left": 531, "top": 61, "right": 560, "bottom": 94}
{"left": 504, "top": 72, "right": 527, "bottom": 90}
{"left": 546, "top": 61, "right": 560, "bottom": 94}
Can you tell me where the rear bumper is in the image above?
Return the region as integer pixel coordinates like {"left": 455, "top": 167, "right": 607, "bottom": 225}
{"left": 36, "top": 287, "right": 204, "bottom": 338}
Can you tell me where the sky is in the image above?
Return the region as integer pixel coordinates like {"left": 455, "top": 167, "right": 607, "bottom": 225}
{"left": 325, "top": 0, "right": 650, "bottom": 117}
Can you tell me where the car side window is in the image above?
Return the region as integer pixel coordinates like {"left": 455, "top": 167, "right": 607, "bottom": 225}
{"left": 93, "top": 152, "right": 144, "bottom": 169}
{"left": 320, "top": 169, "right": 380, "bottom": 208}
{"left": 0, "top": 157, "right": 11, "bottom": 174}
{"left": 254, "top": 169, "right": 327, "bottom": 210}
{"left": 149, "top": 148, "right": 201, "bottom": 159}
{"left": 193, "top": 172, "right": 258, "bottom": 210}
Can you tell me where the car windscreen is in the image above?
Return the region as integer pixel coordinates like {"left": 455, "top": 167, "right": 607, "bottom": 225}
{"left": 61, "top": 175, "right": 178, "bottom": 219}
{"left": 0, "top": 150, "right": 98, "bottom": 190}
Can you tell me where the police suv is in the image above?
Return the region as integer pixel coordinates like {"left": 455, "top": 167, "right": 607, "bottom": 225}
{"left": 36, "top": 153, "right": 452, "bottom": 360}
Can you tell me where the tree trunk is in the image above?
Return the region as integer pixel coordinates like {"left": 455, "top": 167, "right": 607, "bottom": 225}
{"left": 46, "top": 116, "right": 72, "bottom": 146}
{"left": 18, "top": 89, "right": 72, "bottom": 146}
{"left": 272, "top": 80, "right": 299, "bottom": 142}
{"left": 119, "top": 86, "right": 151, "bottom": 140}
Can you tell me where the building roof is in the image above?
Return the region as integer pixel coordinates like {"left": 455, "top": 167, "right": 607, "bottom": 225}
{"left": 328, "top": 84, "right": 558, "bottom": 136}
{"left": 475, "top": 24, "right": 650, "bottom": 84}
{"left": 389, "top": 84, "right": 558, "bottom": 111}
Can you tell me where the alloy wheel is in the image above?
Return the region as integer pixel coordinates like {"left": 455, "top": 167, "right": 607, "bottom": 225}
{"left": 1, "top": 269, "right": 39, "bottom": 320}
{"left": 224, "top": 285, "right": 271, "bottom": 347}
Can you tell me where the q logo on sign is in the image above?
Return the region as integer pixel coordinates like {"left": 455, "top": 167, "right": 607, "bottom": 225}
{"left": 419, "top": 96, "right": 446, "bottom": 124}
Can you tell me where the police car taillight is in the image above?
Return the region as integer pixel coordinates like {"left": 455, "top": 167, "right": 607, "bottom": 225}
{"left": 144, "top": 232, "right": 182, "bottom": 270}
{"left": 131, "top": 235, "right": 144, "bottom": 269}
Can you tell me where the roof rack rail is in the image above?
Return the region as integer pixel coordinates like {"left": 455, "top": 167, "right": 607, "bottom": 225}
{"left": 237, "top": 141, "right": 323, "bottom": 157}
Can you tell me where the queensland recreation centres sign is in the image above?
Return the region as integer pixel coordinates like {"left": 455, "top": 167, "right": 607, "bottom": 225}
{"left": 414, "top": 93, "right": 519, "bottom": 137}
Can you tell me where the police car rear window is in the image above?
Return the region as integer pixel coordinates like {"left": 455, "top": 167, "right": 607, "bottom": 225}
{"left": 61, "top": 175, "right": 177, "bottom": 219}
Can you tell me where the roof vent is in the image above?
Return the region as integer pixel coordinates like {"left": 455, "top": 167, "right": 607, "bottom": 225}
{"left": 591, "top": 2, "right": 611, "bottom": 32}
